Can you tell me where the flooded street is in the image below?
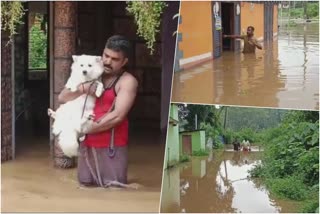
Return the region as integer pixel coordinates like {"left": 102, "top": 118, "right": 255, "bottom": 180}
{"left": 161, "top": 148, "right": 301, "bottom": 213}
{"left": 1, "top": 132, "right": 164, "bottom": 212}
{"left": 172, "top": 23, "right": 319, "bottom": 110}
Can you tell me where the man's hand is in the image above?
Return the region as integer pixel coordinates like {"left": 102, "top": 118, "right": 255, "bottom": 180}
{"left": 250, "top": 38, "right": 262, "bottom": 50}
{"left": 58, "top": 81, "right": 99, "bottom": 104}
{"left": 78, "top": 81, "right": 98, "bottom": 96}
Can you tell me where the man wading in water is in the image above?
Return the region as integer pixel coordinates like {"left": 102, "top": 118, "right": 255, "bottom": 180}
{"left": 58, "top": 35, "right": 138, "bottom": 188}
{"left": 224, "top": 26, "right": 262, "bottom": 53}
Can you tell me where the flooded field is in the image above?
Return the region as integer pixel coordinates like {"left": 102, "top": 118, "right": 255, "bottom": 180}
{"left": 172, "top": 23, "right": 319, "bottom": 110}
{"left": 1, "top": 132, "right": 164, "bottom": 212}
{"left": 161, "top": 149, "right": 301, "bottom": 213}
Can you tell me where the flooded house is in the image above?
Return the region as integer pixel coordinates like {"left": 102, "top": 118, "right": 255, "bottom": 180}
{"left": 175, "top": 1, "right": 278, "bottom": 71}
{"left": 1, "top": 1, "right": 179, "bottom": 167}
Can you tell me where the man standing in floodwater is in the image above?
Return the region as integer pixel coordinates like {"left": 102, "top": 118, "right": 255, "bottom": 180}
{"left": 223, "top": 26, "right": 263, "bottom": 53}
{"left": 58, "top": 35, "right": 138, "bottom": 188}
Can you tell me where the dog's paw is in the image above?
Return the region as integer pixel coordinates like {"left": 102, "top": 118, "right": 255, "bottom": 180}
{"left": 48, "top": 108, "right": 56, "bottom": 119}
{"left": 83, "top": 113, "right": 95, "bottom": 121}
{"left": 95, "top": 82, "right": 104, "bottom": 97}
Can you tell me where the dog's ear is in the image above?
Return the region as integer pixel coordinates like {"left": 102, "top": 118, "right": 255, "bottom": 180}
{"left": 95, "top": 56, "right": 102, "bottom": 62}
{"left": 72, "top": 55, "right": 78, "bottom": 62}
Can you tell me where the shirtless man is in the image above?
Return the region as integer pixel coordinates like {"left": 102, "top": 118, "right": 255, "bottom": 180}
{"left": 223, "top": 26, "right": 262, "bottom": 53}
{"left": 58, "top": 35, "right": 138, "bottom": 188}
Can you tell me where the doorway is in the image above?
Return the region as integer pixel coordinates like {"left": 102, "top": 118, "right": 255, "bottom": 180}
{"left": 182, "top": 135, "right": 192, "bottom": 155}
{"left": 14, "top": 1, "right": 50, "bottom": 157}
{"left": 221, "top": 2, "right": 235, "bottom": 51}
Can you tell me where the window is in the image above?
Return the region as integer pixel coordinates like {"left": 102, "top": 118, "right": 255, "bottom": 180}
{"left": 27, "top": 1, "right": 48, "bottom": 81}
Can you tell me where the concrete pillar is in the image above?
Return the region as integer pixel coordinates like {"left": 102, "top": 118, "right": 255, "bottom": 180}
{"left": 52, "top": 1, "right": 77, "bottom": 168}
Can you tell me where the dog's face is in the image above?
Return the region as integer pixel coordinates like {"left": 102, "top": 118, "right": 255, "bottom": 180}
{"left": 71, "top": 55, "right": 104, "bottom": 81}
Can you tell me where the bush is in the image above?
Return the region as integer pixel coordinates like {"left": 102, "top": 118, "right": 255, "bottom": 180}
{"left": 266, "top": 177, "right": 308, "bottom": 201}
{"left": 301, "top": 200, "right": 319, "bottom": 213}
{"left": 180, "top": 154, "right": 190, "bottom": 163}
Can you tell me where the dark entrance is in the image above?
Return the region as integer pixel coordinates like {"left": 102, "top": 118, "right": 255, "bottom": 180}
{"left": 14, "top": 1, "right": 50, "bottom": 157}
{"left": 221, "top": 2, "right": 235, "bottom": 51}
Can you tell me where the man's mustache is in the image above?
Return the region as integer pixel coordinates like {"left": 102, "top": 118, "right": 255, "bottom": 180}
{"left": 104, "top": 65, "right": 112, "bottom": 69}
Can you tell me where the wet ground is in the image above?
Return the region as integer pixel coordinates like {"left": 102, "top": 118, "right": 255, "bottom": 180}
{"left": 172, "top": 23, "right": 319, "bottom": 110}
{"left": 1, "top": 131, "right": 164, "bottom": 212}
{"left": 161, "top": 148, "right": 302, "bottom": 213}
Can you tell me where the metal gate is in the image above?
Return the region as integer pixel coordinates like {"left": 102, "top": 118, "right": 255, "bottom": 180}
{"left": 234, "top": 2, "right": 241, "bottom": 52}
{"left": 264, "top": 3, "right": 274, "bottom": 41}
{"left": 212, "top": 1, "right": 222, "bottom": 58}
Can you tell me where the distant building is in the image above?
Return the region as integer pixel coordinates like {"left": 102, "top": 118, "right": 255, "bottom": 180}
{"left": 175, "top": 1, "right": 278, "bottom": 71}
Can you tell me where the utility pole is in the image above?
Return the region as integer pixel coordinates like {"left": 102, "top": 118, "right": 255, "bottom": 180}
{"left": 223, "top": 107, "right": 228, "bottom": 130}
{"left": 195, "top": 114, "right": 198, "bottom": 130}
{"left": 303, "top": 1, "right": 307, "bottom": 20}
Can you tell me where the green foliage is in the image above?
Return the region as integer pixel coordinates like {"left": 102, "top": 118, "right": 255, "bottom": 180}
{"left": 250, "top": 110, "right": 319, "bottom": 211}
{"left": 301, "top": 200, "right": 319, "bottom": 213}
{"left": 280, "top": 2, "right": 319, "bottom": 19}
{"left": 180, "top": 154, "right": 190, "bottom": 163}
{"left": 126, "top": 1, "right": 167, "bottom": 54}
{"left": 224, "top": 107, "right": 284, "bottom": 132}
{"left": 306, "top": 3, "right": 319, "bottom": 18}
{"left": 266, "top": 176, "right": 308, "bottom": 200}
{"left": 1, "top": 1, "right": 25, "bottom": 42}
{"left": 29, "top": 15, "right": 47, "bottom": 69}
{"left": 192, "top": 149, "right": 209, "bottom": 156}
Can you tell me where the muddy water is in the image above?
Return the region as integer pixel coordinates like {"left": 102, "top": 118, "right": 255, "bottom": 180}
{"left": 172, "top": 23, "right": 319, "bottom": 110}
{"left": 1, "top": 132, "right": 164, "bottom": 212}
{"left": 161, "top": 149, "right": 301, "bottom": 213}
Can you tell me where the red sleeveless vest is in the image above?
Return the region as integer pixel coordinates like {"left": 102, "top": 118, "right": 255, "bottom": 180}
{"left": 84, "top": 85, "right": 128, "bottom": 148}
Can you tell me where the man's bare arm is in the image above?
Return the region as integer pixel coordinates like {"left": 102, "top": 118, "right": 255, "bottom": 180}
{"left": 58, "top": 82, "right": 98, "bottom": 104}
{"left": 223, "top": 35, "right": 244, "bottom": 39}
{"left": 86, "top": 75, "right": 138, "bottom": 133}
{"left": 249, "top": 38, "right": 262, "bottom": 50}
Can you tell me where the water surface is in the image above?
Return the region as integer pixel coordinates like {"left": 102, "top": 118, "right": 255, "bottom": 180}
{"left": 172, "top": 23, "right": 319, "bottom": 110}
{"left": 161, "top": 149, "right": 301, "bottom": 213}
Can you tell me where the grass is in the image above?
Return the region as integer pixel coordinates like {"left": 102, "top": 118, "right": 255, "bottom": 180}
{"left": 192, "top": 149, "right": 209, "bottom": 156}
{"left": 180, "top": 154, "right": 190, "bottom": 163}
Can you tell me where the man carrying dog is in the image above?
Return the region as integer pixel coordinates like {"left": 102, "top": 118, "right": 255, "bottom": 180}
{"left": 58, "top": 35, "right": 138, "bottom": 187}
{"left": 223, "top": 26, "right": 262, "bottom": 53}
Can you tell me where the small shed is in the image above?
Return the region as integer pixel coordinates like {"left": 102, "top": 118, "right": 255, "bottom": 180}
{"left": 179, "top": 129, "right": 206, "bottom": 155}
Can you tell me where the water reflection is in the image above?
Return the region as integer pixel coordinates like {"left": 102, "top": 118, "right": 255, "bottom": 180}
{"left": 172, "top": 23, "right": 319, "bottom": 110}
{"left": 161, "top": 150, "right": 300, "bottom": 213}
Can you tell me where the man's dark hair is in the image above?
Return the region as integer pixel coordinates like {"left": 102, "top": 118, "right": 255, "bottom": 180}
{"left": 105, "top": 35, "right": 131, "bottom": 58}
{"left": 247, "top": 26, "right": 255, "bottom": 31}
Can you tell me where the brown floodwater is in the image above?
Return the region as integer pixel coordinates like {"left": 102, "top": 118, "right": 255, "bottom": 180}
{"left": 160, "top": 148, "right": 302, "bottom": 213}
{"left": 1, "top": 131, "right": 164, "bottom": 212}
{"left": 172, "top": 23, "right": 319, "bottom": 110}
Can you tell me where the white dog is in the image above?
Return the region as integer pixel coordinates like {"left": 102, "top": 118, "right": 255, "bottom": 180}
{"left": 48, "top": 55, "right": 104, "bottom": 157}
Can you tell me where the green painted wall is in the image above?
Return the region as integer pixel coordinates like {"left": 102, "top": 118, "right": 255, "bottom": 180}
{"left": 191, "top": 158, "right": 206, "bottom": 178}
{"left": 160, "top": 167, "right": 180, "bottom": 211}
{"left": 165, "top": 104, "right": 180, "bottom": 169}
{"left": 179, "top": 130, "right": 206, "bottom": 154}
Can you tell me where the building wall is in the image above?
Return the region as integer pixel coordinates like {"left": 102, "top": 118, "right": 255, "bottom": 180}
{"left": 178, "top": 1, "right": 213, "bottom": 69}
{"left": 240, "top": 2, "right": 265, "bottom": 40}
{"left": 199, "top": 131, "right": 206, "bottom": 150}
{"left": 1, "top": 32, "right": 13, "bottom": 162}
{"left": 191, "top": 158, "right": 206, "bottom": 178}
{"left": 165, "top": 104, "right": 180, "bottom": 168}
{"left": 273, "top": 4, "right": 278, "bottom": 37}
{"left": 160, "top": 167, "right": 180, "bottom": 211}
